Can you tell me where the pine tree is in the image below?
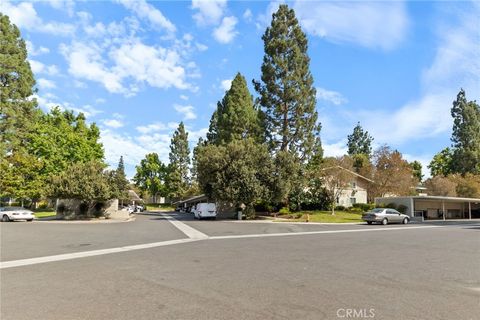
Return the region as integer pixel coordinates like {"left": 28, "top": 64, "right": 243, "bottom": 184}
{"left": 450, "top": 89, "right": 480, "bottom": 175}
{"left": 254, "top": 4, "right": 320, "bottom": 160}
{"left": 207, "top": 73, "right": 263, "bottom": 145}
{"left": 0, "top": 13, "right": 38, "bottom": 156}
{"left": 167, "top": 122, "right": 190, "bottom": 199}
{"left": 347, "top": 122, "right": 374, "bottom": 157}
{"left": 115, "top": 156, "right": 129, "bottom": 201}
{"left": 0, "top": 13, "right": 41, "bottom": 200}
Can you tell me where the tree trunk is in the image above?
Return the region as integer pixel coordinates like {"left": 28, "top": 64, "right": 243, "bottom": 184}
{"left": 282, "top": 102, "right": 288, "bottom": 151}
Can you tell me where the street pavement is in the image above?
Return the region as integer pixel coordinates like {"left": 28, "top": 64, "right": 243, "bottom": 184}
{"left": 1, "top": 212, "right": 479, "bottom": 320}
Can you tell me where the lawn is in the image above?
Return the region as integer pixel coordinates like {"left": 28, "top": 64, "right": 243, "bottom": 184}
{"left": 145, "top": 204, "right": 175, "bottom": 212}
{"left": 33, "top": 210, "right": 56, "bottom": 218}
{"left": 276, "top": 210, "right": 363, "bottom": 223}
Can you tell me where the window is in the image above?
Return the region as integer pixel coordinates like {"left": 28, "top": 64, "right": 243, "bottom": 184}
{"left": 350, "top": 198, "right": 356, "bottom": 205}
{"left": 351, "top": 181, "right": 357, "bottom": 189}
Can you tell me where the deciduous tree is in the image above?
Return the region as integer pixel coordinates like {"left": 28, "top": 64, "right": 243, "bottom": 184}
{"left": 196, "top": 139, "right": 274, "bottom": 216}
{"left": 369, "top": 146, "right": 416, "bottom": 199}
{"left": 133, "top": 153, "right": 167, "bottom": 203}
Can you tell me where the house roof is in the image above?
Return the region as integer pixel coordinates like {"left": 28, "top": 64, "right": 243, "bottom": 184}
{"left": 321, "top": 165, "right": 374, "bottom": 183}
{"left": 128, "top": 190, "right": 143, "bottom": 202}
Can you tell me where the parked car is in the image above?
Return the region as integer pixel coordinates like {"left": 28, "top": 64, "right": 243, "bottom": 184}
{"left": 0, "top": 207, "right": 35, "bottom": 222}
{"left": 362, "top": 208, "right": 410, "bottom": 225}
{"left": 193, "top": 203, "right": 217, "bottom": 220}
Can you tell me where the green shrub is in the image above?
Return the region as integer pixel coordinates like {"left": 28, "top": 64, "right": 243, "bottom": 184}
{"left": 295, "top": 213, "right": 303, "bottom": 219}
{"left": 347, "top": 207, "right": 363, "bottom": 213}
{"left": 279, "top": 207, "right": 291, "bottom": 215}
{"left": 56, "top": 203, "right": 66, "bottom": 214}
{"left": 386, "top": 202, "right": 397, "bottom": 209}
{"left": 397, "top": 204, "right": 408, "bottom": 214}
{"left": 335, "top": 205, "right": 346, "bottom": 211}
{"left": 352, "top": 203, "right": 375, "bottom": 212}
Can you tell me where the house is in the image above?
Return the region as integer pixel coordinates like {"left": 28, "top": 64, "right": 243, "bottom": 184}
{"left": 321, "top": 166, "right": 373, "bottom": 207}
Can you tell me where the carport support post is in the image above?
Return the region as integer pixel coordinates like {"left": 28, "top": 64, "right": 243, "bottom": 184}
{"left": 442, "top": 201, "right": 446, "bottom": 221}
{"left": 468, "top": 202, "right": 471, "bottom": 220}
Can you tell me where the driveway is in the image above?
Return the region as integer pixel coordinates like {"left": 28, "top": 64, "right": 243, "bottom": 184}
{"left": 1, "top": 212, "right": 479, "bottom": 320}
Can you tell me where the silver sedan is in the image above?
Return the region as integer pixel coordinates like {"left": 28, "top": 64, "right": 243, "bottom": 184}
{"left": 362, "top": 208, "right": 410, "bottom": 225}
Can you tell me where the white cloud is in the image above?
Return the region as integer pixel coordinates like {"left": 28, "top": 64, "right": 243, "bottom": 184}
{"left": 220, "top": 79, "right": 232, "bottom": 91}
{"left": 195, "top": 43, "right": 208, "bottom": 51}
{"left": 103, "top": 119, "right": 124, "bottom": 128}
{"left": 316, "top": 87, "right": 348, "bottom": 106}
{"left": 174, "top": 104, "right": 197, "bottom": 120}
{"left": 358, "top": 2, "right": 479, "bottom": 145}
{"left": 136, "top": 122, "right": 178, "bottom": 134}
{"left": 110, "top": 40, "right": 189, "bottom": 91}
{"left": 37, "top": 78, "right": 56, "bottom": 90}
{"left": 293, "top": 1, "right": 409, "bottom": 50}
{"left": 116, "top": 0, "right": 176, "bottom": 34}
{"left": 180, "top": 95, "right": 189, "bottom": 101}
{"left": 60, "top": 42, "right": 124, "bottom": 94}
{"left": 213, "top": 16, "right": 238, "bottom": 44}
{"left": 35, "top": 94, "right": 102, "bottom": 118}
{"left": 192, "top": 0, "right": 227, "bottom": 26}
{"left": 60, "top": 39, "right": 191, "bottom": 96}
{"left": 322, "top": 140, "right": 348, "bottom": 158}
{"left": 243, "top": 9, "right": 253, "bottom": 22}
{"left": 26, "top": 41, "right": 50, "bottom": 56}
{"left": 2, "top": 1, "right": 75, "bottom": 36}
{"left": 29, "top": 60, "right": 59, "bottom": 76}
{"left": 95, "top": 98, "right": 106, "bottom": 104}
{"left": 46, "top": 0, "right": 75, "bottom": 16}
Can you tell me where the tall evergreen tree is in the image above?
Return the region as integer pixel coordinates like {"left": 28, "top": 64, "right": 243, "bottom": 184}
{"left": 253, "top": 4, "right": 320, "bottom": 160}
{"left": 167, "top": 122, "right": 190, "bottom": 199}
{"left": 428, "top": 147, "right": 454, "bottom": 177}
{"left": 0, "top": 14, "right": 41, "bottom": 200}
{"left": 347, "top": 122, "right": 374, "bottom": 157}
{"left": 409, "top": 160, "right": 423, "bottom": 183}
{"left": 0, "top": 13, "right": 38, "bottom": 156}
{"left": 207, "top": 73, "right": 263, "bottom": 145}
{"left": 450, "top": 89, "right": 480, "bottom": 174}
{"left": 115, "top": 156, "right": 129, "bottom": 201}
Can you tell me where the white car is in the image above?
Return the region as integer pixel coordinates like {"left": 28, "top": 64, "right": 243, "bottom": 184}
{"left": 0, "top": 207, "right": 35, "bottom": 222}
{"left": 193, "top": 203, "right": 217, "bottom": 220}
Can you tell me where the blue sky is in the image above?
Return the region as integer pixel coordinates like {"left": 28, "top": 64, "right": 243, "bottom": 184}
{"left": 2, "top": 0, "right": 479, "bottom": 179}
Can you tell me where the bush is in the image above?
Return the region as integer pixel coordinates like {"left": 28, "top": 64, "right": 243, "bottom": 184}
{"left": 279, "top": 207, "right": 291, "bottom": 215}
{"left": 386, "top": 202, "right": 398, "bottom": 209}
{"left": 335, "top": 205, "right": 346, "bottom": 211}
{"left": 347, "top": 207, "right": 363, "bottom": 213}
{"left": 254, "top": 201, "right": 274, "bottom": 213}
{"left": 56, "top": 203, "right": 66, "bottom": 214}
{"left": 397, "top": 204, "right": 408, "bottom": 214}
{"left": 352, "top": 203, "right": 375, "bottom": 212}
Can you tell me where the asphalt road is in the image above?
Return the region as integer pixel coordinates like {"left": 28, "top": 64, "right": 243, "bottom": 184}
{"left": 1, "top": 212, "right": 479, "bottom": 320}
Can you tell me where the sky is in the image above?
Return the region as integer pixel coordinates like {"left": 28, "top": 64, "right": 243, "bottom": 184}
{"left": 2, "top": 0, "right": 479, "bottom": 179}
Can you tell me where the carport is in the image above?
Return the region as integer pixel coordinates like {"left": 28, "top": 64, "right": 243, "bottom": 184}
{"left": 375, "top": 196, "right": 480, "bottom": 221}
{"left": 172, "top": 194, "right": 208, "bottom": 213}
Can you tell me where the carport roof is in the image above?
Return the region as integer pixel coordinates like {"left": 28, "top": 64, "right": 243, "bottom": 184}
{"left": 172, "top": 194, "right": 207, "bottom": 205}
{"left": 377, "top": 195, "right": 480, "bottom": 203}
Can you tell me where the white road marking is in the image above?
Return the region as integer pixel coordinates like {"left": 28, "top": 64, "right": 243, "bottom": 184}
{"left": 0, "top": 223, "right": 443, "bottom": 270}
{"left": 0, "top": 238, "right": 199, "bottom": 270}
{"left": 209, "top": 225, "right": 442, "bottom": 240}
{"left": 161, "top": 214, "right": 209, "bottom": 239}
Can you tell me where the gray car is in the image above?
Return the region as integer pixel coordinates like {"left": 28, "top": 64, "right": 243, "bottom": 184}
{"left": 362, "top": 208, "right": 410, "bottom": 225}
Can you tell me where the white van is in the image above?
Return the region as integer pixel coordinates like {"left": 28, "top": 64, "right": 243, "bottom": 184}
{"left": 193, "top": 203, "right": 217, "bottom": 220}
